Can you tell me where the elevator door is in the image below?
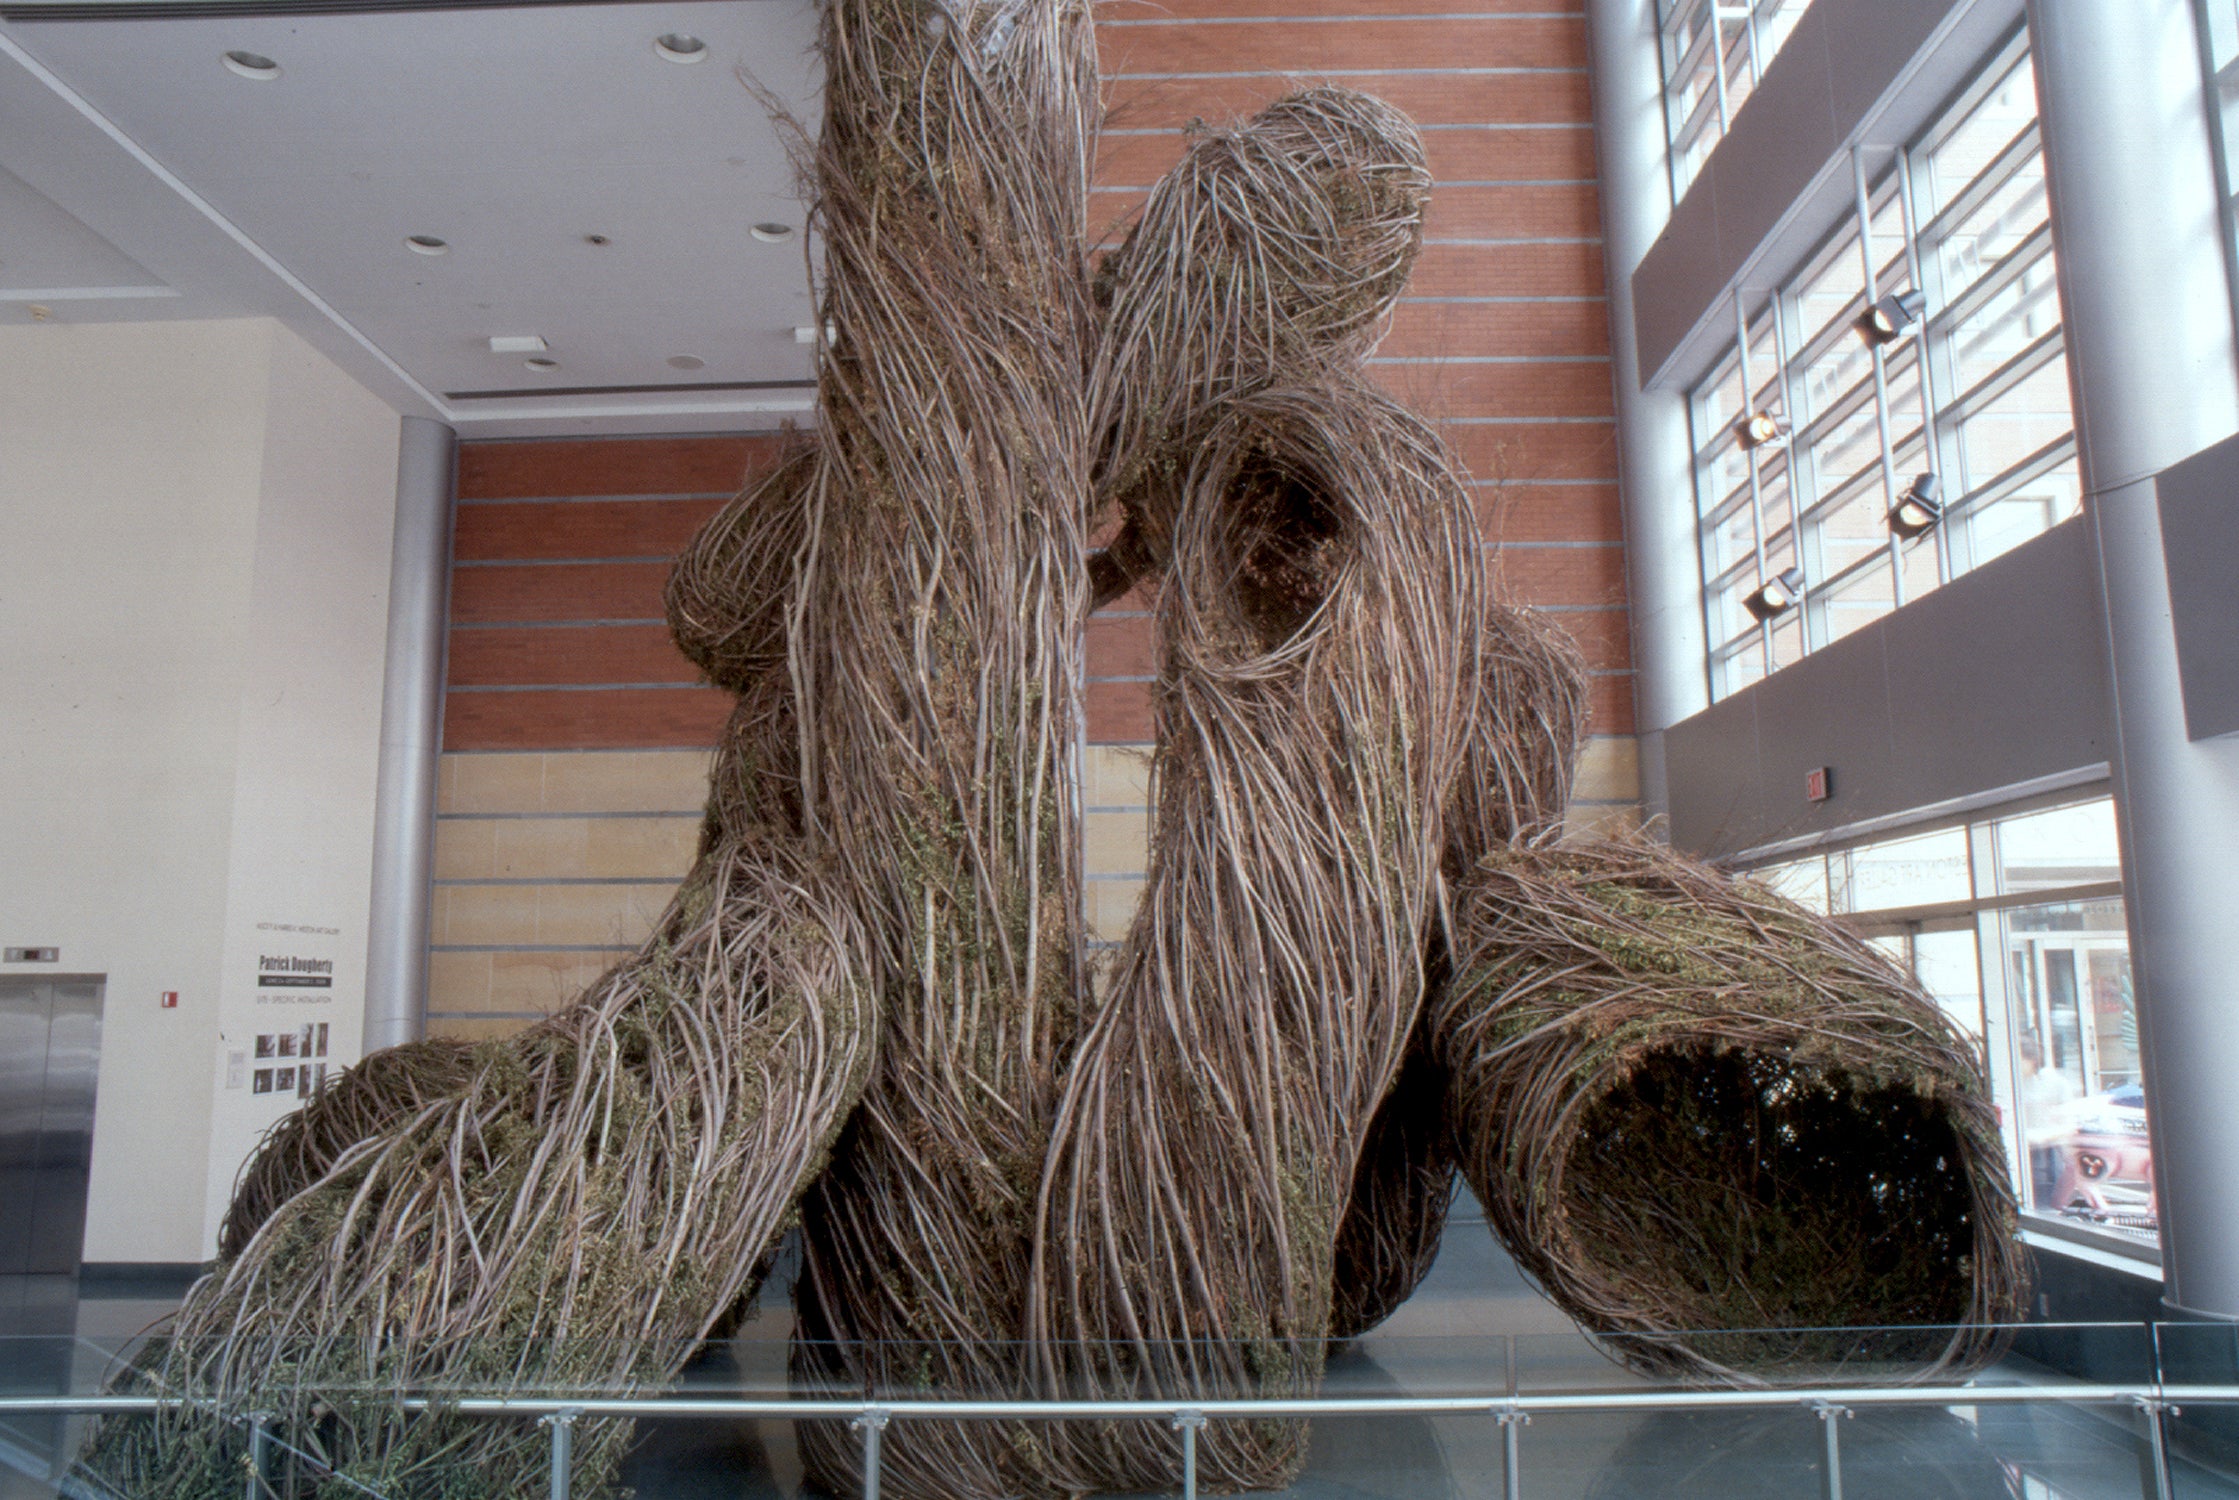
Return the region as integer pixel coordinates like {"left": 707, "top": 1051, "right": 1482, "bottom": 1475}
{"left": 0, "top": 977, "right": 103, "bottom": 1275}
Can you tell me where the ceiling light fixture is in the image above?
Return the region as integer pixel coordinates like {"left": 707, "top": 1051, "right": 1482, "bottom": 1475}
{"left": 1858, "top": 288, "right": 1928, "bottom": 345}
{"left": 405, "top": 235, "right": 450, "bottom": 256}
{"left": 667, "top": 355, "right": 707, "bottom": 370}
{"left": 752, "top": 222, "right": 795, "bottom": 243}
{"left": 1742, "top": 567, "right": 1807, "bottom": 622}
{"left": 1889, "top": 472, "right": 1945, "bottom": 538}
{"left": 584, "top": 234, "right": 611, "bottom": 247}
{"left": 524, "top": 357, "right": 561, "bottom": 372}
{"left": 654, "top": 33, "right": 709, "bottom": 63}
{"left": 1734, "top": 410, "right": 1784, "bottom": 450}
{"left": 221, "top": 50, "right": 280, "bottom": 80}
{"left": 489, "top": 335, "right": 548, "bottom": 354}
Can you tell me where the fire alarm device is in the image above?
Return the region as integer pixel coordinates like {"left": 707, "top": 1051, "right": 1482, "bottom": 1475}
{"left": 1804, "top": 767, "right": 1833, "bottom": 803}
{"left": 161, "top": 990, "right": 179, "bottom": 1009}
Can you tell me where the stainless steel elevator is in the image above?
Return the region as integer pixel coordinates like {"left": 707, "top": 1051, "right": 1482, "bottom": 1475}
{"left": 0, "top": 977, "right": 102, "bottom": 1276}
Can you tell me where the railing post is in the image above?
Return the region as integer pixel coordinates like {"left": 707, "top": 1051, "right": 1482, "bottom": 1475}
{"left": 2135, "top": 1396, "right": 2177, "bottom": 1500}
{"left": 1493, "top": 1402, "right": 1529, "bottom": 1500}
{"left": 854, "top": 1407, "right": 891, "bottom": 1500}
{"left": 1172, "top": 1408, "right": 1206, "bottom": 1500}
{"left": 540, "top": 1406, "right": 582, "bottom": 1500}
{"left": 1808, "top": 1399, "right": 1849, "bottom": 1500}
{"left": 242, "top": 1411, "right": 272, "bottom": 1500}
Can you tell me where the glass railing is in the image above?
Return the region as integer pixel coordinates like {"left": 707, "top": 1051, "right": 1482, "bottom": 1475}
{"left": 5, "top": 1322, "right": 2239, "bottom": 1499}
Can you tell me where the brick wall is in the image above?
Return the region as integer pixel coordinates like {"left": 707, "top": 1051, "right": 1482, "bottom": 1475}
{"left": 429, "top": 0, "right": 1637, "bottom": 1037}
{"left": 1081, "top": 0, "right": 1637, "bottom": 933}
{"left": 429, "top": 438, "right": 775, "bottom": 1037}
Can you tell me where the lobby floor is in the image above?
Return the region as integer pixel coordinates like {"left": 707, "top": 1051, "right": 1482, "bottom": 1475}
{"left": 3, "top": 1205, "right": 2233, "bottom": 1500}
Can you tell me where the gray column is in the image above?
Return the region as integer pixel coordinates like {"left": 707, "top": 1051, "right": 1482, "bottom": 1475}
{"left": 1587, "top": 0, "right": 1708, "bottom": 823}
{"left": 363, "top": 416, "right": 457, "bottom": 1053}
{"left": 2029, "top": 0, "right": 2239, "bottom": 1316}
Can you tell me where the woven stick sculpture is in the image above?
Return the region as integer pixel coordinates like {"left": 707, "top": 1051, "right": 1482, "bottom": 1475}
{"left": 80, "top": 0, "right": 2024, "bottom": 1494}
{"left": 1432, "top": 837, "right": 2026, "bottom": 1381}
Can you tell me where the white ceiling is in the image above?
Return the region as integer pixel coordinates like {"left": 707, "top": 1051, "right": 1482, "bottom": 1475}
{"left": 0, "top": 0, "right": 824, "bottom": 435}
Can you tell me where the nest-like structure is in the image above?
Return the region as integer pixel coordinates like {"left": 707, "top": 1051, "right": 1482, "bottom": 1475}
{"left": 1432, "top": 836, "right": 2026, "bottom": 1380}
{"left": 78, "top": 0, "right": 2027, "bottom": 1494}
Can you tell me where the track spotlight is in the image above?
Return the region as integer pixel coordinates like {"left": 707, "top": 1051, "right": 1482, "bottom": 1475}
{"left": 1735, "top": 410, "right": 1784, "bottom": 449}
{"left": 1889, "top": 472, "right": 1944, "bottom": 538}
{"left": 1742, "top": 567, "right": 1807, "bottom": 622}
{"left": 1858, "top": 288, "right": 1927, "bottom": 344}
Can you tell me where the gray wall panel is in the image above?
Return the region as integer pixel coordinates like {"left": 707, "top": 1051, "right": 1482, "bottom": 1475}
{"left": 1706, "top": 12, "right": 1840, "bottom": 268}
{"left": 1882, "top": 525, "right": 2114, "bottom": 796}
{"left": 2155, "top": 432, "right": 2239, "bottom": 741}
{"left": 1667, "top": 520, "right": 2111, "bottom": 857}
{"left": 1631, "top": 172, "right": 1724, "bottom": 381}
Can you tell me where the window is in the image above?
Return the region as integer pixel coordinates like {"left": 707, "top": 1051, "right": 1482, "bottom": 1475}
{"left": 1687, "top": 37, "right": 2081, "bottom": 700}
{"left": 1658, "top": 0, "right": 1814, "bottom": 203}
{"left": 1749, "top": 794, "right": 2149, "bottom": 1248}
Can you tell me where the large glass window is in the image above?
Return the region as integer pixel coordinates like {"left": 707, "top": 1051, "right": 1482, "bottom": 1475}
{"left": 1750, "top": 794, "right": 2149, "bottom": 1248}
{"left": 1658, "top": 0, "right": 1814, "bottom": 203}
{"left": 1687, "top": 36, "right": 2081, "bottom": 700}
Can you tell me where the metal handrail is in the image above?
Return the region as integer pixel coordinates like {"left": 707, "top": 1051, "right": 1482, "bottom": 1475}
{"left": 12, "top": 1380, "right": 2239, "bottom": 1500}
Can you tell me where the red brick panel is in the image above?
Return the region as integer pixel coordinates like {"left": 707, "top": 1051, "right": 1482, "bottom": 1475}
{"left": 444, "top": 686, "right": 733, "bottom": 752}
{"left": 447, "top": 624, "right": 700, "bottom": 688}
{"left": 1531, "top": 604, "right": 1632, "bottom": 673}
{"left": 453, "top": 497, "right": 729, "bottom": 563}
{"left": 1086, "top": 679, "right": 1157, "bottom": 744}
{"left": 449, "top": 561, "right": 674, "bottom": 625}
{"left": 1492, "top": 541, "right": 1630, "bottom": 608}
{"left": 1586, "top": 674, "right": 1635, "bottom": 735}
{"left": 1382, "top": 301, "right": 1609, "bottom": 362}
{"left": 1447, "top": 422, "right": 1620, "bottom": 487}
{"left": 1477, "top": 482, "right": 1625, "bottom": 545}
{"left": 449, "top": 437, "right": 775, "bottom": 751}
{"left": 1087, "top": 614, "right": 1156, "bottom": 680}
{"left": 1100, "top": 70, "right": 1591, "bottom": 132}
{"left": 1407, "top": 240, "right": 1605, "bottom": 301}
{"left": 1368, "top": 360, "right": 1614, "bottom": 423}
{"left": 1094, "top": 16, "right": 1586, "bottom": 76}
{"left": 457, "top": 435, "right": 780, "bottom": 501}
{"left": 1095, "top": 125, "right": 1592, "bottom": 189}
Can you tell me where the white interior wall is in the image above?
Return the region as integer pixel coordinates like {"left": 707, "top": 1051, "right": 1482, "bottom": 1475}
{"left": 0, "top": 316, "right": 400, "bottom": 1263}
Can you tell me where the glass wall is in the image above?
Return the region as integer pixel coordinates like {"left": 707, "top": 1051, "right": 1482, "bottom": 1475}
{"left": 1658, "top": 0, "right": 1813, "bottom": 202}
{"left": 1687, "top": 34, "right": 2081, "bottom": 700}
{"left": 1750, "top": 794, "right": 2150, "bottom": 1247}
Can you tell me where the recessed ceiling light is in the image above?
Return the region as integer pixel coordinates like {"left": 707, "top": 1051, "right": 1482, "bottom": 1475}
{"left": 405, "top": 235, "right": 450, "bottom": 256}
{"left": 489, "top": 335, "right": 549, "bottom": 354}
{"left": 654, "top": 33, "right": 709, "bottom": 63}
{"left": 524, "top": 357, "right": 561, "bottom": 372}
{"left": 584, "top": 234, "right": 611, "bottom": 247}
{"left": 667, "top": 355, "right": 706, "bottom": 370}
{"left": 751, "top": 222, "right": 794, "bottom": 243}
{"left": 222, "top": 50, "right": 280, "bottom": 80}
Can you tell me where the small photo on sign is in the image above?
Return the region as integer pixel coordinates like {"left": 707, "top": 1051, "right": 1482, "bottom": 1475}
{"left": 274, "top": 1066, "right": 295, "bottom": 1092}
{"left": 277, "top": 1032, "right": 297, "bottom": 1059}
{"left": 254, "top": 1034, "right": 275, "bottom": 1059}
{"left": 315, "top": 1023, "right": 329, "bottom": 1058}
{"left": 297, "top": 1066, "right": 311, "bottom": 1099}
{"left": 314, "top": 1062, "right": 329, "bottom": 1094}
{"left": 297, "top": 1024, "right": 314, "bottom": 1057}
{"left": 252, "top": 1070, "right": 273, "bottom": 1095}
